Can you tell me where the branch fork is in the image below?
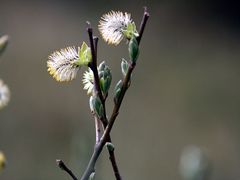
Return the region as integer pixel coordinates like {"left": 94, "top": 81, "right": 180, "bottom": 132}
{"left": 57, "top": 7, "right": 149, "bottom": 180}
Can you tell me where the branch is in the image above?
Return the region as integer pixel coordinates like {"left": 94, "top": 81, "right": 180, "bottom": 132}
{"left": 102, "top": 6, "right": 150, "bottom": 144}
{"left": 56, "top": 159, "right": 78, "bottom": 180}
{"left": 94, "top": 116, "right": 101, "bottom": 143}
{"left": 93, "top": 36, "right": 98, "bottom": 57}
{"left": 85, "top": 23, "right": 122, "bottom": 180}
{"left": 136, "top": 7, "right": 150, "bottom": 44}
{"left": 101, "top": 120, "right": 122, "bottom": 180}
{"left": 80, "top": 8, "right": 149, "bottom": 180}
{"left": 86, "top": 22, "right": 104, "bottom": 103}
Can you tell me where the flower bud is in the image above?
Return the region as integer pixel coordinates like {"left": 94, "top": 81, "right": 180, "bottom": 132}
{"left": 98, "top": 61, "right": 112, "bottom": 96}
{"left": 123, "top": 22, "right": 139, "bottom": 40}
{"left": 106, "top": 142, "right": 115, "bottom": 152}
{"left": 98, "top": 61, "right": 106, "bottom": 71}
{"left": 89, "top": 95, "right": 103, "bottom": 118}
{"left": 128, "top": 36, "right": 139, "bottom": 63}
{"left": 77, "top": 42, "right": 92, "bottom": 66}
{"left": 89, "top": 172, "right": 95, "bottom": 180}
{"left": 114, "top": 80, "right": 123, "bottom": 104}
{"left": 121, "top": 58, "right": 129, "bottom": 77}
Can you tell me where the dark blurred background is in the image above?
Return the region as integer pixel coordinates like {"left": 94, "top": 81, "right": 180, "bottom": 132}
{"left": 1, "top": 0, "right": 240, "bottom": 179}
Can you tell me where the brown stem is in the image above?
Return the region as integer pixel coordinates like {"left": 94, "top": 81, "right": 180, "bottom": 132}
{"left": 80, "top": 8, "right": 149, "bottom": 180}
{"left": 136, "top": 7, "right": 150, "bottom": 44}
{"left": 56, "top": 159, "right": 78, "bottom": 180}
{"left": 85, "top": 23, "right": 122, "bottom": 180}
{"left": 101, "top": 120, "right": 122, "bottom": 180}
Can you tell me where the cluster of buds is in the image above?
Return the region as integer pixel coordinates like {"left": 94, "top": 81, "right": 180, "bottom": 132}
{"left": 47, "top": 10, "right": 140, "bottom": 117}
{"left": 86, "top": 61, "right": 112, "bottom": 118}
{"left": 47, "top": 10, "right": 139, "bottom": 83}
{"left": 83, "top": 61, "right": 112, "bottom": 97}
{"left": 98, "top": 61, "right": 112, "bottom": 97}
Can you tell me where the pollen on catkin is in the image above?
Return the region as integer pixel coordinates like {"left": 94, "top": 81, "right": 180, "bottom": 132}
{"left": 47, "top": 47, "right": 80, "bottom": 82}
{"left": 98, "top": 11, "right": 132, "bottom": 45}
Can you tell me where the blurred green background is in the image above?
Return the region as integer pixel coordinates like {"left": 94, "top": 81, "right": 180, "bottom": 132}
{"left": 1, "top": 0, "right": 240, "bottom": 179}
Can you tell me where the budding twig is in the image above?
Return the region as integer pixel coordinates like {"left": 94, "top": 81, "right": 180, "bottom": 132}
{"left": 80, "top": 8, "right": 149, "bottom": 180}
{"left": 56, "top": 159, "right": 78, "bottom": 180}
{"left": 83, "top": 22, "right": 122, "bottom": 180}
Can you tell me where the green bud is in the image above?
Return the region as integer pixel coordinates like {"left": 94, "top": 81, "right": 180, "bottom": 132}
{"left": 121, "top": 58, "right": 129, "bottom": 77}
{"left": 100, "top": 76, "right": 111, "bottom": 96}
{"left": 89, "top": 172, "right": 95, "bottom": 180}
{"left": 0, "top": 35, "right": 9, "bottom": 56}
{"left": 128, "top": 37, "right": 139, "bottom": 63}
{"left": 114, "top": 80, "right": 123, "bottom": 104}
{"left": 77, "top": 42, "right": 92, "bottom": 66}
{"left": 98, "top": 71, "right": 104, "bottom": 78}
{"left": 89, "top": 95, "right": 103, "bottom": 118}
{"left": 98, "top": 61, "right": 112, "bottom": 96}
{"left": 123, "top": 22, "right": 139, "bottom": 39}
{"left": 98, "top": 61, "right": 106, "bottom": 71}
{"left": 106, "top": 142, "right": 115, "bottom": 152}
{"left": 89, "top": 96, "right": 95, "bottom": 112}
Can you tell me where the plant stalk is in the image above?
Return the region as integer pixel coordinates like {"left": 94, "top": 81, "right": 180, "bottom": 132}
{"left": 80, "top": 8, "right": 149, "bottom": 180}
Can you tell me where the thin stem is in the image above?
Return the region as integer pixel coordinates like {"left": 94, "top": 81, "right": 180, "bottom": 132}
{"left": 86, "top": 23, "right": 122, "bottom": 180}
{"left": 81, "top": 8, "right": 149, "bottom": 180}
{"left": 81, "top": 64, "right": 134, "bottom": 180}
{"left": 94, "top": 116, "right": 101, "bottom": 144}
{"left": 93, "top": 36, "right": 102, "bottom": 144}
{"left": 107, "top": 140, "right": 121, "bottom": 179}
{"left": 101, "top": 61, "right": 135, "bottom": 144}
{"left": 136, "top": 7, "right": 150, "bottom": 44}
{"left": 87, "top": 22, "right": 104, "bottom": 103}
{"left": 101, "top": 120, "right": 122, "bottom": 180}
{"left": 102, "top": 6, "right": 150, "bottom": 140}
{"left": 93, "top": 36, "right": 98, "bottom": 57}
{"left": 56, "top": 159, "right": 78, "bottom": 180}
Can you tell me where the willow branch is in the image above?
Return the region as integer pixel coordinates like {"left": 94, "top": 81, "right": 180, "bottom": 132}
{"left": 80, "top": 8, "right": 149, "bottom": 180}
{"left": 102, "top": 6, "right": 150, "bottom": 143}
{"left": 85, "top": 23, "right": 122, "bottom": 180}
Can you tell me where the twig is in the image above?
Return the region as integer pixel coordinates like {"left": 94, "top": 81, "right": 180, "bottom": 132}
{"left": 56, "top": 159, "right": 78, "bottom": 180}
{"left": 86, "top": 23, "right": 122, "bottom": 180}
{"left": 87, "top": 22, "right": 104, "bottom": 103}
{"left": 101, "top": 6, "right": 150, "bottom": 142}
{"left": 136, "top": 7, "right": 150, "bottom": 44}
{"left": 92, "top": 37, "right": 102, "bottom": 144}
{"left": 94, "top": 116, "right": 101, "bottom": 144}
{"left": 93, "top": 36, "right": 98, "bottom": 57}
{"left": 80, "top": 8, "right": 149, "bottom": 180}
{"left": 101, "top": 119, "right": 122, "bottom": 180}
